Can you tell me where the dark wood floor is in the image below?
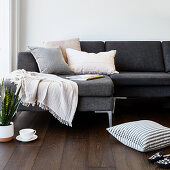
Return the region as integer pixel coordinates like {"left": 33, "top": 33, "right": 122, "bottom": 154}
{"left": 1, "top": 102, "right": 170, "bottom": 170}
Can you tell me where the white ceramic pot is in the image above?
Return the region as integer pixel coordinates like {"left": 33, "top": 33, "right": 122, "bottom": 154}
{"left": 0, "top": 122, "right": 14, "bottom": 142}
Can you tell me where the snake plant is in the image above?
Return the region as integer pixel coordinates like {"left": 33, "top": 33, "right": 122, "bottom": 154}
{"left": 0, "top": 79, "right": 21, "bottom": 126}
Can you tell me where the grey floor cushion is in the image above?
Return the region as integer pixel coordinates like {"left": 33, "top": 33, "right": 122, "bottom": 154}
{"left": 28, "top": 46, "right": 74, "bottom": 75}
{"left": 107, "top": 120, "right": 170, "bottom": 152}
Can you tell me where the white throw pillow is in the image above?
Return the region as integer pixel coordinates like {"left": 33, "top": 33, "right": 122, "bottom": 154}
{"left": 107, "top": 120, "right": 170, "bottom": 152}
{"left": 66, "top": 48, "right": 118, "bottom": 74}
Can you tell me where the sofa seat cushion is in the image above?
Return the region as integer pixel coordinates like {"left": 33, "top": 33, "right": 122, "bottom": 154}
{"left": 60, "top": 75, "right": 114, "bottom": 97}
{"left": 2, "top": 76, "right": 113, "bottom": 98}
{"left": 110, "top": 72, "right": 170, "bottom": 86}
{"left": 114, "top": 86, "right": 170, "bottom": 97}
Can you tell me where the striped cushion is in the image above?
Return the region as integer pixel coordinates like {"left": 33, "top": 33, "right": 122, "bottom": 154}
{"left": 107, "top": 120, "right": 170, "bottom": 152}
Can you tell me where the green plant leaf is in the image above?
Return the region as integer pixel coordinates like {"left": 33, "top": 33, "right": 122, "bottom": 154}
{"left": 1, "top": 79, "right": 5, "bottom": 102}
{"left": 0, "top": 80, "right": 21, "bottom": 126}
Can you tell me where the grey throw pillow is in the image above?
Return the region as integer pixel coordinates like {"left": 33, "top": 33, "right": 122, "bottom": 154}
{"left": 28, "top": 46, "right": 74, "bottom": 75}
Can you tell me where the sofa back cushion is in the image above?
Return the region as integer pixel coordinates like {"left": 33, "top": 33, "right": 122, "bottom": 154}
{"left": 162, "top": 41, "right": 170, "bottom": 72}
{"left": 80, "top": 41, "right": 105, "bottom": 53}
{"left": 105, "top": 41, "right": 165, "bottom": 72}
{"left": 17, "top": 41, "right": 105, "bottom": 71}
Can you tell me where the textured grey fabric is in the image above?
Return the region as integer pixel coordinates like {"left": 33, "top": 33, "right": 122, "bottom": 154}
{"left": 105, "top": 41, "right": 165, "bottom": 72}
{"left": 77, "top": 97, "right": 114, "bottom": 111}
{"left": 29, "top": 46, "right": 73, "bottom": 75}
{"left": 17, "top": 97, "right": 114, "bottom": 112}
{"left": 11, "top": 41, "right": 170, "bottom": 112}
{"left": 17, "top": 42, "right": 105, "bottom": 72}
{"left": 110, "top": 72, "right": 170, "bottom": 86}
{"left": 114, "top": 86, "right": 170, "bottom": 97}
{"left": 2, "top": 75, "right": 114, "bottom": 97}
{"left": 60, "top": 75, "right": 114, "bottom": 97}
{"left": 18, "top": 52, "right": 39, "bottom": 72}
{"left": 1, "top": 80, "right": 113, "bottom": 111}
{"left": 3, "top": 79, "right": 16, "bottom": 92}
{"left": 80, "top": 41, "right": 105, "bottom": 53}
{"left": 18, "top": 104, "right": 44, "bottom": 112}
{"left": 162, "top": 41, "right": 170, "bottom": 72}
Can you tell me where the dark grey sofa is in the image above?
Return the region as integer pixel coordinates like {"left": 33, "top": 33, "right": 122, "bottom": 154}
{"left": 3, "top": 41, "right": 170, "bottom": 127}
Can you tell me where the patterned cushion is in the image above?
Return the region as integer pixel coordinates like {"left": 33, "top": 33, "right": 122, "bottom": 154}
{"left": 107, "top": 120, "right": 170, "bottom": 152}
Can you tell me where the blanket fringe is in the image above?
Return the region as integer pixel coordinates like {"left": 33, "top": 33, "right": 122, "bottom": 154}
{"left": 7, "top": 70, "right": 76, "bottom": 127}
{"left": 22, "top": 101, "right": 72, "bottom": 127}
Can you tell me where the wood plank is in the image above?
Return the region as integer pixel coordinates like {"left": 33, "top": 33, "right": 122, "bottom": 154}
{"left": 88, "top": 113, "right": 115, "bottom": 168}
{"left": 60, "top": 113, "right": 90, "bottom": 170}
{"left": 14, "top": 111, "right": 50, "bottom": 146}
{"left": 2, "top": 111, "right": 51, "bottom": 170}
{"left": 0, "top": 142, "right": 16, "bottom": 170}
{"left": 110, "top": 108, "right": 150, "bottom": 170}
{"left": 109, "top": 112, "right": 151, "bottom": 170}
{"left": 66, "top": 111, "right": 90, "bottom": 139}
{"left": 4, "top": 146, "right": 40, "bottom": 170}
{"left": 110, "top": 108, "right": 170, "bottom": 170}
{"left": 123, "top": 147, "right": 153, "bottom": 170}
{"left": 60, "top": 138, "right": 88, "bottom": 170}
{"left": 0, "top": 111, "right": 25, "bottom": 169}
{"left": 88, "top": 168, "right": 114, "bottom": 170}
{"left": 1, "top": 104, "right": 170, "bottom": 170}
{"left": 32, "top": 117, "right": 67, "bottom": 170}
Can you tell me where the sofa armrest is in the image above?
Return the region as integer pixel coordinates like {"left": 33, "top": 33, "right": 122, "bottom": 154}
{"left": 0, "top": 79, "right": 16, "bottom": 92}
{"left": 17, "top": 52, "right": 39, "bottom": 72}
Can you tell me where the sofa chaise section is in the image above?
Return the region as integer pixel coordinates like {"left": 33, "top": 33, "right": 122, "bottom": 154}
{"left": 9, "top": 41, "right": 115, "bottom": 126}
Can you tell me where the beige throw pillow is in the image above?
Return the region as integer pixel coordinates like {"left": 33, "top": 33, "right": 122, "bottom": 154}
{"left": 43, "top": 38, "right": 81, "bottom": 63}
{"left": 66, "top": 48, "right": 118, "bottom": 75}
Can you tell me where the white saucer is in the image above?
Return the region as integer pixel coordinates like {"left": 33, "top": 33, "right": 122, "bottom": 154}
{"left": 16, "top": 135, "right": 38, "bottom": 142}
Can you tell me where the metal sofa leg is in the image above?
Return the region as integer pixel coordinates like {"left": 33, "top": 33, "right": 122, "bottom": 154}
{"left": 107, "top": 111, "right": 113, "bottom": 127}
{"left": 108, "top": 97, "right": 117, "bottom": 127}
{"left": 113, "top": 97, "right": 116, "bottom": 115}
{"left": 95, "top": 98, "right": 117, "bottom": 127}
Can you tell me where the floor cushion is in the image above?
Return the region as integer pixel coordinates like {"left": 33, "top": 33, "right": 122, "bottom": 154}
{"left": 107, "top": 120, "right": 170, "bottom": 152}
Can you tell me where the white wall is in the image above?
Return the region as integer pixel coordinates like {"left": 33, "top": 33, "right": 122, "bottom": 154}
{"left": 0, "top": 0, "right": 10, "bottom": 78}
{"left": 20, "top": 0, "right": 170, "bottom": 51}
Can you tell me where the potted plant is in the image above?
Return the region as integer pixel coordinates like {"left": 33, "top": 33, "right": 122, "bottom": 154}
{"left": 0, "top": 80, "right": 21, "bottom": 142}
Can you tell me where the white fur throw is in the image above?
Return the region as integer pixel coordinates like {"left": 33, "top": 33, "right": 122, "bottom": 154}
{"left": 7, "top": 70, "right": 78, "bottom": 126}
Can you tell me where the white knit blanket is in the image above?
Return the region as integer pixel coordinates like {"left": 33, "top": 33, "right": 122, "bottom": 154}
{"left": 7, "top": 69, "right": 78, "bottom": 126}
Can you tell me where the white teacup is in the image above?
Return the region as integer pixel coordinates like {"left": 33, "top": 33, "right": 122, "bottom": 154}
{"left": 19, "top": 129, "right": 36, "bottom": 140}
